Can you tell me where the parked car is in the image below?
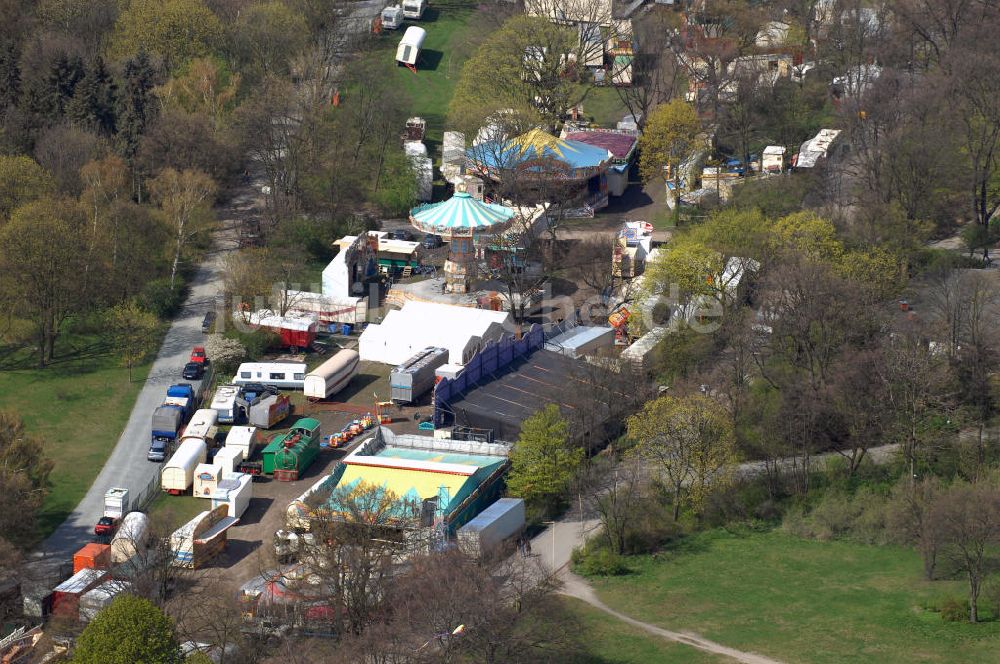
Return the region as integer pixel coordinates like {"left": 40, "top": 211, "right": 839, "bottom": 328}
{"left": 202, "top": 311, "right": 216, "bottom": 333}
{"left": 389, "top": 229, "right": 415, "bottom": 242}
{"left": 190, "top": 346, "right": 208, "bottom": 364}
{"left": 94, "top": 516, "right": 118, "bottom": 537}
{"left": 422, "top": 233, "right": 443, "bottom": 248}
{"left": 182, "top": 362, "right": 205, "bottom": 380}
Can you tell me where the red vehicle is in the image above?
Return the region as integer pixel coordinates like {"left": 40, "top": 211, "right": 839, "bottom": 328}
{"left": 94, "top": 516, "right": 118, "bottom": 537}
{"left": 190, "top": 346, "right": 208, "bottom": 364}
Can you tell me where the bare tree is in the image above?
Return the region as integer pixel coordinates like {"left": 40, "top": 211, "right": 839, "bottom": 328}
{"left": 594, "top": 455, "right": 643, "bottom": 554}
{"left": 928, "top": 482, "right": 1000, "bottom": 623}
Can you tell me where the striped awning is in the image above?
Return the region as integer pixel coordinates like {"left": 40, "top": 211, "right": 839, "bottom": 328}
{"left": 410, "top": 192, "right": 515, "bottom": 234}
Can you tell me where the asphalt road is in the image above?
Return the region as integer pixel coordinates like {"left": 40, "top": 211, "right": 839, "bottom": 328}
{"left": 41, "top": 184, "right": 256, "bottom": 558}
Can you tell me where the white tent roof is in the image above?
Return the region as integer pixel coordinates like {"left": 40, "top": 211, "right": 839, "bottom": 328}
{"left": 359, "top": 301, "right": 511, "bottom": 365}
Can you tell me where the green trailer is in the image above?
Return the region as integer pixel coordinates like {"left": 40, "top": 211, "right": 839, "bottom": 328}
{"left": 262, "top": 418, "right": 322, "bottom": 480}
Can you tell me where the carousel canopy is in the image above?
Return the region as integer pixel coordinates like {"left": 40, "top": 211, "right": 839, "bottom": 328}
{"left": 469, "top": 128, "right": 612, "bottom": 173}
{"left": 410, "top": 191, "right": 515, "bottom": 234}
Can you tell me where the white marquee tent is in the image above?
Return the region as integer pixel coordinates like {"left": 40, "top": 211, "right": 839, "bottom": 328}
{"left": 359, "top": 301, "right": 512, "bottom": 365}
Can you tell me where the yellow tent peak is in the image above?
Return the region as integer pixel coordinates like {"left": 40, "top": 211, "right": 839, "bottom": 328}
{"left": 511, "top": 128, "right": 569, "bottom": 158}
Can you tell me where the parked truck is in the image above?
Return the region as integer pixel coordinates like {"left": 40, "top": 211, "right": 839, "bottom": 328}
{"left": 148, "top": 383, "right": 197, "bottom": 462}
{"left": 457, "top": 498, "right": 525, "bottom": 560}
{"left": 94, "top": 488, "right": 129, "bottom": 538}
{"left": 390, "top": 346, "right": 448, "bottom": 404}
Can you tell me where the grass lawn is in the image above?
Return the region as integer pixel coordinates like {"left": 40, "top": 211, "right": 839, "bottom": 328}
{"left": 552, "top": 596, "right": 725, "bottom": 663}
{"left": 147, "top": 492, "right": 209, "bottom": 532}
{"left": 588, "top": 528, "right": 1000, "bottom": 663}
{"left": 371, "top": 0, "right": 497, "bottom": 149}
{"left": 580, "top": 86, "right": 630, "bottom": 127}
{"left": 0, "top": 333, "right": 156, "bottom": 538}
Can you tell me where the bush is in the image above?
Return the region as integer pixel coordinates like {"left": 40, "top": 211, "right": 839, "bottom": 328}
{"left": 780, "top": 487, "right": 889, "bottom": 545}
{"left": 574, "top": 547, "right": 630, "bottom": 577}
{"left": 226, "top": 328, "right": 280, "bottom": 360}
{"left": 138, "top": 278, "right": 187, "bottom": 320}
{"left": 940, "top": 597, "right": 969, "bottom": 623}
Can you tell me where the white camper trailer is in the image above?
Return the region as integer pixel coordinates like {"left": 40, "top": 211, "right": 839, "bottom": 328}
{"left": 303, "top": 349, "right": 360, "bottom": 400}
{"left": 161, "top": 438, "right": 208, "bottom": 494}
{"left": 180, "top": 409, "right": 218, "bottom": 445}
{"left": 232, "top": 362, "right": 307, "bottom": 390}
{"left": 210, "top": 385, "right": 239, "bottom": 423}
{"left": 193, "top": 463, "right": 224, "bottom": 498}
{"left": 211, "top": 473, "right": 254, "bottom": 519}
{"left": 213, "top": 446, "right": 244, "bottom": 473}
{"left": 381, "top": 5, "right": 404, "bottom": 29}
{"left": 396, "top": 26, "right": 426, "bottom": 67}
{"left": 225, "top": 426, "right": 261, "bottom": 460}
{"left": 402, "top": 0, "right": 427, "bottom": 19}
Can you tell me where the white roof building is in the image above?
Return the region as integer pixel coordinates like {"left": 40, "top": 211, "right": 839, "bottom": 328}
{"left": 359, "top": 301, "right": 512, "bottom": 365}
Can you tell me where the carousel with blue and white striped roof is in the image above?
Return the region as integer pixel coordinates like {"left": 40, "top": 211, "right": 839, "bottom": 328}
{"left": 409, "top": 183, "right": 516, "bottom": 293}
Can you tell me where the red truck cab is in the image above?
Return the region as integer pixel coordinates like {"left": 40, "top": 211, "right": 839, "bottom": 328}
{"left": 190, "top": 346, "right": 208, "bottom": 364}
{"left": 94, "top": 516, "right": 118, "bottom": 537}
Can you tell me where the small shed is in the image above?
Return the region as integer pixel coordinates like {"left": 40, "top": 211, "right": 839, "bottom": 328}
{"left": 79, "top": 581, "right": 131, "bottom": 622}
{"left": 544, "top": 325, "right": 615, "bottom": 358}
{"left": 762, "top": 145, "right": 787, "bottom": 172}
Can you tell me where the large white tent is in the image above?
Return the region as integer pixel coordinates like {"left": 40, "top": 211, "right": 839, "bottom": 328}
{"left": 359, "top": 301, "right": 512, "bottom": 365}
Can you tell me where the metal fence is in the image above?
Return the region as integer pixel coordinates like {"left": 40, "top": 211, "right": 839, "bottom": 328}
{"left": 132, "top": 473, "right": 161, "bottom": 513}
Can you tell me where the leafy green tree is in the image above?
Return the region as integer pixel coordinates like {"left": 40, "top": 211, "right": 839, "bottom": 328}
{"left": 109, "top": 0, "right": 223, "bottom": 69}
{"left": 506, "top": 404, "right": 583, "bottom": 511}
{"left": 627, "top": 394, "right": 737, "bottom": 520}
{"left": 148, "top": 167, "right": 217, "bottom": 289}
{"left": 638, "top": 100, "right": 700, "bottom": 222}
{"left": 232, "top": 2, "right": 308, "bottom": 80}
{"left": 0, "top": 410, "right": 54, "bottom": 547}
{"left": 448, "top": 15, "right": 578, "bottom": 134}
{"left": 73, "top": 594, "right": 181, "bottom": 664}
{"left": 0, "top": 197, "right": 90, "bottom": 365}
{"left": 0, "top": 155, "right": 55, "bottom": 220}
{"left": 105, "top": 300, "right": 161, "bottom": 382}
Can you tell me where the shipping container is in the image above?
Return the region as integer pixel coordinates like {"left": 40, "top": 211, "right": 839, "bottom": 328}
{"left": 211, "top": 473, "right": 254, "bottom": 518}
{"left": 434, "top": 363, "right": 464, "bottom": 381}
{"left": 193, "top": 463, "right": 224, "bottom": 498}
{"left": 210, "top": 384, "right": 240, "bottom": 423}
{"left": 225, "top": 426, "right": 261, "bottom": 458}
{"left": 79, "top": 580, "right": 131, "bottom": 622}
{"left": 161, "top": 438, "right": 208, "bottom": 494}
{"left": 303, "top": 349, "right": 360, "bottom": 400}
{"left": 213, "top": 446, "right": 244, "bottom": 473}
{"left": 457, "top": 498, "right": 525, "bottom": 559}
{"left": 390, "top": 347, "right": 448, "bottom": 404}
{"left": 110, "top": 512, "right": 150, "bottom": 564}
{"left": 263, "top": 418, "right": 322, "bottom": 479}
{"left": 73, "top": 543, "right": 111, "bottom": 574}
{"left": 51, "top": 568, "right": 108, "bottom": 620}
{"left": 170, "top": 505, "right": 238, "bottom": 569}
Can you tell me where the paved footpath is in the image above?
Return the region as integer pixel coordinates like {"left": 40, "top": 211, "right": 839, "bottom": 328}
{"left": 41, "top": 183, "right": 259, "bottom": 558}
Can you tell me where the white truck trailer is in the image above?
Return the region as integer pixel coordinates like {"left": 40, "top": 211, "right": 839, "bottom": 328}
{"left": 161, "top": 438, "right": 208, "bottom": 494}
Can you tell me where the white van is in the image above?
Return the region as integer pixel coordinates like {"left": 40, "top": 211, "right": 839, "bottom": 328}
{"left": 402, "top": 0, "right": 427, "bottom": 19}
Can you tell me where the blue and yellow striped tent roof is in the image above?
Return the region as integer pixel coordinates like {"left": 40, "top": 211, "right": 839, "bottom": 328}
{"left": 470, "top": 128, "right": 612, "bottom": 172}
{"left": 410, "top": 191, "right": 515, "bottom": 232}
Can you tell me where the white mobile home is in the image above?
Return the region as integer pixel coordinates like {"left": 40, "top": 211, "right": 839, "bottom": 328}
{"left": 396, "top": 26, "right": 426, "bottom": 67}
{"left": 402, "top": 0, "right": 427, "bottom": 19}
{"left": 162, "top": 438, "right": 208, "bottom": 494}
{"left": 381, "top": 5, "right": 404, "bottom": 29}
{"left": 232, "top": 362, "right": 307, "bottom": 390}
